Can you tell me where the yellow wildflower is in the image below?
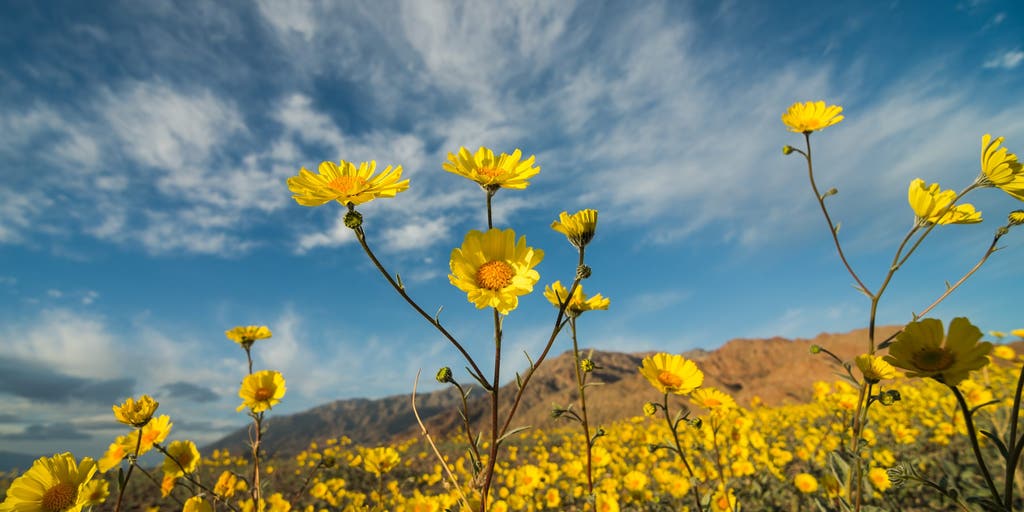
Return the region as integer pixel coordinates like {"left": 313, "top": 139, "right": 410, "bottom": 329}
{"left": 443, "top": 146, "right": 540, "bottom": 190}
{"left": 237, "top": 370, "right": 287, "bottom": 413}
{"left": 161, "top": 440, "right": 200, "bottom": 477}
{"left": 690, "top": 387, "right": 736, "bottom": 409}
{"left": 885, "top": 317, "right": 993, "bottom": 386}
{"left": 225, "top": 325, "right": 272, "bottom": 348}
{"left": 781, "top": 101, "right": 844, "bottom": 133}
{"left": 855, "top": 354, "right": 896, "bottom": 383}
{"left": 82, "top": 478, "right": 109, "bottom": 506}
{"left": 993, "top": 345, "right": 1016, "bottom": 360}
{"left": 182, "top": 496, "right": 213, "bottom": 512}
{"left": 639, "top": 353, "right": 704, "bottom": 395}
{"left": 112, "top": 395, "right": 159, "bottom": 427}
{"left": 0, "top": 452, "right": 97, "bottom": 512}
{"left": 362, "top": 446, "right": 400, "bottom": 476}
{"left": 794, "top": 473, "right": 818, "bottom": 493}
{"left": 448, "top": 228, "right": 543, "bottom": 315}
{"left": 543, "top": 281, "right": 609, "bottom": 317}
{"left": 287, "top": 159, "right": 409, "bottom": 207}
{"left": 907, "top": 179, "right": 981, "bottom": 225}
{"left": 979, "top": 134, "right": 1024, "bottom": 200}
{"left": 551, "top": 209, "right": 598, "bottom": 249}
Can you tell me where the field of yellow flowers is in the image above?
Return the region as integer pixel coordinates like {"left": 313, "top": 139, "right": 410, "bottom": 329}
{"left": 3, "top": 101, "right": 1024, "bottom": 512}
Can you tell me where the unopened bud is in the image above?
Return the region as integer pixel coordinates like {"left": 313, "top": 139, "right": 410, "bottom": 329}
{"left": 879, "top": 389, "right": 902, "bottom": 406}
{"left": 580, "top": 359, "right": 595, "bottom": 373}
{"left": 576, "top": 265, "right": 592, "bottom": 280}
{"left": 344, "top": 210, "right": 363, "bottom": 229}
{"left": 782, "top": 145, "right": 795, "bottom": 155}
{"left": 642, "top": 402, "right": 657, "bottom": 417}
{"left": 435, "top": 367, "right": 454, "bottom": 384}
{"left": 1009, "top": 210, "right": 1024, "bottom": 226}
{"left": 809, "top": 345, "right": 822, "bottom": 354}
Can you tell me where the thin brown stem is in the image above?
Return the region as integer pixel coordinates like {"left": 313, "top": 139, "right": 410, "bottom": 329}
{"left": 570, "top": 318, "right": 595, "bottom": 494}
{"left": 250, "top": 412, "right": 264, "bottom": 511}
{"left": 479, "top": 308, "right": 503, "bottom": 510}
{"left": 113, "top": 428, "right": 144, "bottom": 512}
{"left": 412, "top": 371, "right": 472, "bottom": 510}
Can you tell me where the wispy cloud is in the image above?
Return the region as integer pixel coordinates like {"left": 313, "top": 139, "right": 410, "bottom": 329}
{"left": 984, "top": 49, "right": 1024, "bottom": 69}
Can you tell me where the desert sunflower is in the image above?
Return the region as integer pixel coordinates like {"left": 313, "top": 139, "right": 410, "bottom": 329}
{"left": 448, "top": 228, "right": 544, "bottom": 315}
{"left": 182, "top": 496, "right": 213, "bottom": 512}
{"left": 978, "top": 134, "right": 1024, "bottom": 200}
{"left": 0, "top": 452, "right": 97, "bottom": 512}
{"left": 551, "top": 209, "right": 598, "bottom": 249}
{"left": 639, "top": 353, "right": 703, "bottom": 395}
{"left": 907, "top": 178, "right": 981, "bottom": 225}
{"left": 112, "top": 394, "right": 159, "bottom": 427}
{"left": 543, "top": 280, "right": 609, "bottom": 317}
{"left": 161, "top": 440, "right": 200, "bottom": 477}
{"left": 855, "top": 354, "right": 896, "bottom": 383}
{"left": 443, "top": 146, "right": 540, "bottom": 190}
{"left": 884, "top": 317, "right": 993, "bottom": 386}
{"left": 287, "top": 159, "right": 409, "bottom": 207}
{"left": 690, "top": 387, "right": 736, "bottom": 410}
{"left": 781, "top": 101, "right": 844, "bottom": 133}
{"left": 362, "top": 446, "right": 401, "bottom": 476}
{"left": 237, "top": 370, "right": 287, "bottom": 413}
{"left": 225, "top": 325, "right": 272, "bottom": 348}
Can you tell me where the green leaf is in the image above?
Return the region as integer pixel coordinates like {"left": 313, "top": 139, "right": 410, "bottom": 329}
{"left": 979, "top": 429, "right": 1009, "bottom": 460}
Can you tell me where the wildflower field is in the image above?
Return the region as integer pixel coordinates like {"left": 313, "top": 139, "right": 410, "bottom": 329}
{"left": 3, "top": 102, "right": 1024, "bottom": 512}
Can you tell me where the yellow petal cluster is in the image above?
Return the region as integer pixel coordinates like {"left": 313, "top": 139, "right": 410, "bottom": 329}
{"left": 639, "top": 353, "right": 703, "bottom": 395}
{"left": 237, "top": 370, "right": 287, "bottom": 413}
{"left": 690, "top": 387, "right": 736, "bottom": 410}
{"left": 855, "top": 354, "right": 896, "bottom": 384}
{"left": 287, "top": 159, "right": 409, "bottom": 207}
{"left": 112, "top": 394, "right": 159, "bottom": 427}
{"left": 543, "top": 281, "right": 609, "bottom": 317}
{"left": 884, "top": 317, "right": 993, "bottom": 386}
{"left": 362, "top": 446, "right": 400, "bottom": 476}
{"left": 781, "top": 101, "right": 844, "bottom": 133}
{"left": 162, "top": 439, "right": 200, "bottom": 477}
{"left": 980, "top": 134, "right": 1024, "bottom": 200}
{"left": 225, "top": 325, "right": 272, "bottom": 347}
{"left": 448, "top": 228, "right": 544, "bottom": 315}
{"left": 0, "top": 452, "right": 97, "bottom": 512}
{"left": 551, "top": 209, "right": 598, "bottom": 249}
{"left": 443, "top": 146, "right": 540, "bottom": 190}
{"left": 907, "top": 179, "right": 981, "bottom": 225}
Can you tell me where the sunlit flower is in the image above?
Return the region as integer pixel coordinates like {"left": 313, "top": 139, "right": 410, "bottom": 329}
{"left": 98, "top": 436, "right": 131, "bottom": 473}
{"left": 137, "top": 415, "right": 173, "bottom": 454}
{"left": 993, "top": 345, "right": 1016, "bottom": 360}
{"left": 214, "top": 471, "right": 240, "bottom": 498}
{"left": 1010, "top": 211, "right": 1024, "bottom": 226}
{"left": 162, "top": 440, "right": 200, "bottom": 477}
{"left": 287, "top": 159, "right": 409, "bottom": 207}
{"left": 639, "top": 353, "right": 703, "bottom": 395}
{"left": 794, "top": 473, "right": 818, "bottom": 494}
{"left": 442, "top": 146, "right": 540, "bottom": 190}
{"left": 595, "top": 492, "right": 620, "bottom": 512}
{"left": 183, "top": 496, "right": 213, "bottom": 512}
{"left": 979, "top": 134, "right": 1024, "bottom": 200}
{"left": 551, "top": 209, "right": 598, "bottom": 249}
{"left": 623, "top": 470, "right": 648, "bottom": 492}
{"left": 112, "top": 394, "right": 159, "bottom": 428}
{"left": 81, "top": 479, "right": 108, "bottom": 506}
{"left": 0, "top": 452, "right": 97, "bottom": 512}
{"left": 690, "top": 387, "right": 736, "bottom": 409}
{"left": 781, "top": 101, "right": 844, "bottom": 133}
{"left": 362, "top": 446, "right": 400, "bottom": 476}
{"left": 448, "top": 228, "right": 544, "bottom": 315}
{"left": 1013, "top": 328, "right": 1024, "bottom": 338}
{"left": 709, "top": 488, "right": 737, "bottom": 512}
{"left": 855, "top": 354, "right": 897, "bottom": 384}
{"left": 959, "top": 379, "right": 994, "bottom": 408}
{"left": 543, "top": 281, "right": 609, "bottom": 317}
{"left": 884, "top": 317, "right": 993, "bottom": 386}
{"left": 237, "top": 370, "right": 287, "bottom": 413}
{"left": 225, "top": 325, "right": 272, "bottom": 348}
{"left": 869, "top": 467, "right": 892, "bottom": 492}
{"left": 907, "top": 179, "right": 982, "bottom": 225}
{"left": 642, "top": 402, "right": 657, "bottom": 416}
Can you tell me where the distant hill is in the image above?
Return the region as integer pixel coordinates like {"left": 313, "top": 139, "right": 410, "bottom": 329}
{"left": 0, "top": 451, "right": 43, "bottom": 473}
{"left": 207, "top": 325, "right": 901, "bottom": 457}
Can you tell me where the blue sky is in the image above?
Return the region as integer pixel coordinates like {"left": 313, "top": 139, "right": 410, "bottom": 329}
{"left": 1, "top": 0, "right": 1023, "bottom": 458}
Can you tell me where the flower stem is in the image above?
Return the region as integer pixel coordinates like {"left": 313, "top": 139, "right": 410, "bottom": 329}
{"left": 663, "top": 393, "right": 705, "bottom": 512}
{"left": 951, "top": 385, "right": 1002, "bottom": 503}
{"left": 113, "top": 427, "right": 145, "bottom": 512}
{"left": 569, "top": 318, "right": 595, "bottom": 494}
{"left": 1004, "top": 364, "right": 1024, "bottom": 510}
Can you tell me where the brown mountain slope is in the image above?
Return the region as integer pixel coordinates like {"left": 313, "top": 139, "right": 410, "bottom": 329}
{"left": 207, "top": 325, "right": 900, "bottom": 456}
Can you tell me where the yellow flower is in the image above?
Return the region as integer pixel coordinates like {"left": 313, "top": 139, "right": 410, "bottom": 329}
{"left": 980, "top": 134, "right": 1024, "bottom": 200}
{"left": 595, "top": 492, "right": 619, "bottom": 512}
{"left": 639, "top": 353, "right": 703, "bottom": 395}
{"left": 237, "top": 370, "right": 287, "bottom": 413}
{"left": 1012, "top": 328, "right": 1024, "bottom": 338}
{"left": 82, "top": 479, "right": 109, "bottom": 506}
{"left": 362, "top": 446, "right": 400, "bottom": 476}
{"left": 0, "top": 452, "right": 97, "bottom": 512}
{"left": 287, "top": 159, "right": 409, "bottom": 207}
{"left": 868, "top": 467, "right": 892, "bottom": 492}
{"left": 137, "top": 415, "right": 173, "bottom": 454}
{"left": 112, "top": 395, "right": 159, "bottom": 428}
{"left": 884, "top": 317, "right": 993, "bottom": 386}
{"left": 993, "top": 345, "right": 1016, "bottom": 360}
{"left": 855, "top": 354, "right": 896, "bottom": 384}
{"left": 442, "top": 146, "right": 540, "bottom": 190}
{"left": 182, "top": 496, "right": 213, "bottom": 512}
{"left": 1010, "top": 211, "right": 1024, "bottom": 226}
{"left": 907, "top": 179, "right": 982, "bottom": 225}
{"left": 623, "top": 470, "right": 648, "bottom": 492}
{"left": 162, "top": 440, "right": 200, "bottom": 477}
{"left": 543, "top": 281, "right": 609, "bottom": 317}
{"left": 794, "top": 473, "right": 818, "bottom": 494}
{"left": 98, "top": 436, "right": 130, "bottom": 473}
{"left": 551, "top": 209, "right": 598, "bottom": 249}
{"left": 225, "top": 325, "right": 272, "bottom": 348}
{"left": 448, "top": 228, "right": 544, "bottom": 315}
{"left": 214, "top": 471, "right": 239, "bottom": 498}
{"left": 781, "top": 101, "right": 844, "bottom": 133}
{"left": 690, "top": 387, "right": 736, "bottom": 409}
{"left": 710, "top": 488, "right": 737, "bottom": 512}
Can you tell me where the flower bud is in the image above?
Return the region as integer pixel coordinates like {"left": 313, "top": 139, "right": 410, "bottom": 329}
{"left": 879, "top": 389, "right": 901, "bottom": 406}
{"left": 642, "top": 402, "right": 657, "bottom": 417}
{"left": 576, "top": 265, "right": 592, "bottom": 280}
{"left": 782, "top": 145, "right": 795, "bottom": 155}
{"left": 580, "top": 359, "right": 595, "bottom": 373}
{"left": 809, "top": 345, "right": 822, "bottom": 354}
{"left": 1009, "top": 210, "right": 1024, "bottom": 226}
{"left": 435, "top": 367, "right": 454, "bottom": 384}
{"left": 322, "top": 456, "right": 337, "bottom": 468}
{"left": 344, "top": 210, "right": 363, "bottom": 229}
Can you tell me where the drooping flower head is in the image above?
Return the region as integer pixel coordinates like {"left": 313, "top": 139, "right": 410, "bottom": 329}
{"left": 855, "top": 354, "right": 897, "bottom": 384}
{"left": 362, "top": 446, "right": 400, "bottom": 476}
{"left": 551, "top": 209, "right": 598, "bottom": 249}
{"left": 884, "top": 317, "right": 993, "bottom": 386}
{"left": 112, "top": 394, "right": 159, "bottom": 427}
{"left": 907, "top": 179, "right": 982, "bottom": 225}
{"left": 543, "top": 281, "right": 609, "bottom": 317}
{"left": 225, "top": 325, "right": 272, "bottom": 349}
{"left": 443, "top": 146, "right": 540, "bottom": 191}
{"left": 639, "top": 353, "right": 703, "bottom": 395}
{"left": 448, "top": 228, "right": 544, "bottom": 315}
{"left": 781, "top": 101, "right": 844, "bottom": 133}
{"left": 287, "top": 159, "right": 409, "bottom": 207}
{"left": 237, "top": 370, "right": 287, "bottom": 413}
{"left": 0, "top": 452, "right": 97, "bottom": 512}
{"left": 979, "top": 134, "right": 1024, "bottom": 200}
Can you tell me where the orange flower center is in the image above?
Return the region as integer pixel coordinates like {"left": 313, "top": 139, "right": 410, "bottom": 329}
{"left": 179, "top": 451, "right": 193, "bottom": 467}
{"left": 477, "top": 167, "right": 506, "bottom": 178}
{"left": 41, "top": 482, "right": 77, "bottom": 512}
{"left": 476, "top": 261, "right": 514, "bottom": 290}
{"left": 911, "top": 348, "right": 955, "bottom": 372}
{"left": 657, "top": 371, "right": 683, "bottom": 389}
{"left": 704, "top": 398, "right": 722, "bottom": 407}
{"left": 715, "top": 495, "right": 731, "bottom": 510}
{"left": 254, "top": 387, "right": 274, "bottom": 401}
{"left": 327, "top": 175, "right": 367, "bottom": 195}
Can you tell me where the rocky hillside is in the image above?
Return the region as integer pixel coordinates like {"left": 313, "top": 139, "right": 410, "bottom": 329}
{"left": 207, "top": 325, "right": 901, "bottom": 456}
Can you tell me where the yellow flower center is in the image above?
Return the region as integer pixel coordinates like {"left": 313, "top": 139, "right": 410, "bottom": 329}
{"left": 477, "top": 167, "right": 506, "bottom": 178}
{"left": 657, "top": 371, "right": 683, "bottom": 389}
{"left": 715, "top": 495, "right": 730, "bottom": 510}
{"left": 476, "top": 260, "right": 514, "bottom": 290}
{"left": 254, "top": 387, "right": 274, "bottom": 401}
{"left": 802, "top": 118, "right": 821, "bottom": 131}
{"left": 704, "top": 398, "right": 721, "bottom": 407}
{"left": 911, "top": 348, "right": 956, "bottom": 372}
{"left": 41, "top": 482, "right": 77, "bottom": 512}
{"left": 327, "top": 175, "right": 367, "bottom": 195}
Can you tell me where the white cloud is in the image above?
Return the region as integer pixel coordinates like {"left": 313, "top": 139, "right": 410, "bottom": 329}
{"left": 295, "top": 213, "right": 356, "bottom": 254}
{"left": 983, "top": 50, "right": 1024, "bottom": 69}
{"left": 381, "top": 218, "right": 450, "bottom": 252}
